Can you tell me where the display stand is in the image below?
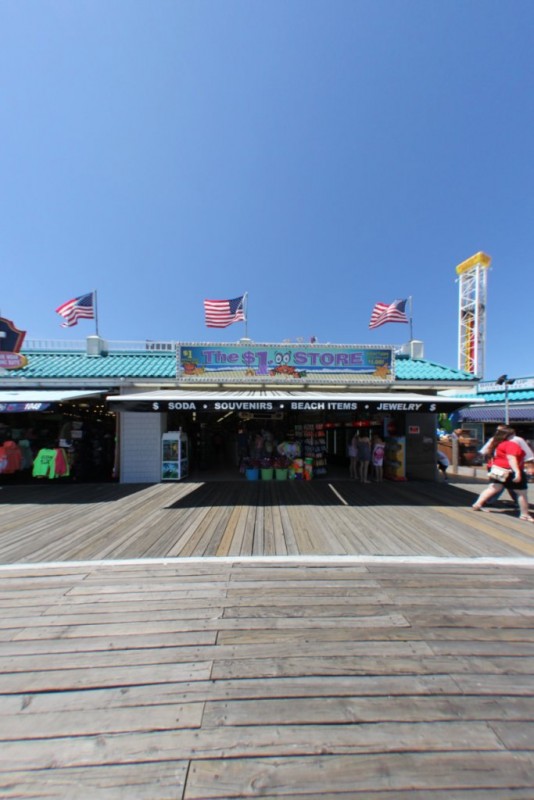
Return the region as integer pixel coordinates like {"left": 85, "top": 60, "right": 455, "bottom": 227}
{"left": 295, "top": 423, "right": 327, "bottom": 477}
{"left": 161, "top": 430, "right": 189, "bottom": 481}
{"left": 384, "top": 436, "right": 406, "bottom": 481}
{"left": 313, "top": 424, "right": 327, "bottom": 476}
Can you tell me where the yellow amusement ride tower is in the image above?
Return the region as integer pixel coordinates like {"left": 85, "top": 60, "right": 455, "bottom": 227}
{"left": 456, "top": 251, "right": 491, "bottom": 378}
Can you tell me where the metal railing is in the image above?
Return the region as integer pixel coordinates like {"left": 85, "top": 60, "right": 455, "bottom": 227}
{"left": 23, "top": 339, "right": 412, "bottom": 356}
{"left": 24, "top": 339, "right": 178, "bottom": 352}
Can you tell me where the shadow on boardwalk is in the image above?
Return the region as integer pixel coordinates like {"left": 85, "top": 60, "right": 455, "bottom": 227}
{"left": 1, "top": 472, "right": 483, "bottom": 507}
{"left": 0, "top": 475, "right": 533, "bottom": 562}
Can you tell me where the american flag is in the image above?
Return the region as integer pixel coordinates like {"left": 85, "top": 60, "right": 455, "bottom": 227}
{"left": 204, "top": 295, "right": 246, "bottom": 328}
{"left": 369, "top": 299, "right": 409, "bottom": 329}
{"left": 55, "top": 292, "right": 95, "bottom": 327}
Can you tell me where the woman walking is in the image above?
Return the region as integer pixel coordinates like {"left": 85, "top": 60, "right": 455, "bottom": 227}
{"left": 472, "top": 426, "right": 534, "bottom": 522}
{"left": 357, "top": 433, "right": 372, "bottom": 483}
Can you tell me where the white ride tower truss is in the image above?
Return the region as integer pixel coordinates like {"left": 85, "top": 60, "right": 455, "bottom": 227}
{"left": 456, "top": 252, "right": 491, "bottom": 378}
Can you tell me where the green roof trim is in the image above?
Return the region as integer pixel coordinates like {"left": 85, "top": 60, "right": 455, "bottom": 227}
{"left": 0, "top": 348, "right": 477, "bottom": 383}
{"left": 8, "top": 351, "right": 176, "bottom": 379}
{"left": 394, "top": 355, "right": 475, "bottom": 382}
{"left": 473, "top": 389, "right": 534, "bottom": 403}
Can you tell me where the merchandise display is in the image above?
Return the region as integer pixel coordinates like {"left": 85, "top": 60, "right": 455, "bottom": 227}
{"left": 295, "top": 423, "right": 327, "bottom": 477}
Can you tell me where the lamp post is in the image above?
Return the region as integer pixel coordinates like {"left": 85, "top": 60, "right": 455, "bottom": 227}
{"left": 496, "top": 374, "right": 515, "bottom": 425}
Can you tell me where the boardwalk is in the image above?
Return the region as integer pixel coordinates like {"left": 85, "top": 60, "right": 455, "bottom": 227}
{"left": 1, "top": 477, "right": 534, "bottom": 798}
{"left": 1, "top": 476, "right": 534, "bottom": 561}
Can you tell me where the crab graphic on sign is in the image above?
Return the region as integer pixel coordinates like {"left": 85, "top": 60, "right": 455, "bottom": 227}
{"left": 0, "top": 317, "right": 28, "bottom": 369}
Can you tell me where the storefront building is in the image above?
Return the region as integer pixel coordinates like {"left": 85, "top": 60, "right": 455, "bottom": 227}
{"left": 455, "top": 377, "right": 534, "bottom": 451}
{"left": 0, "top": 336, "right": 475, "bottom": 484}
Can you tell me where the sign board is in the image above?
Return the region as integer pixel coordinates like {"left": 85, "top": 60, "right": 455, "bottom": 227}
{"left": 477, "top": 377, "right": 534, "bottom": 393}
{"left": 0, "top": 316, "right": 27, "bottom": 370}
{"left": 178, "top": 343, "right": 395, "bottom": 384}
{"left": 109, "top": 398, "right": 450, "bottom": 414}
{"left": 0, "top": 402, "right": 50, "bottom": 413}
{"left": 0, "top": 353, "right": 27, "bottom": 369}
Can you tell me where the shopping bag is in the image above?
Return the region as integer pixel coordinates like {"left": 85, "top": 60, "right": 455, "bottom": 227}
{"left": 488, "top": 464, "right": 512, "bottom": 483}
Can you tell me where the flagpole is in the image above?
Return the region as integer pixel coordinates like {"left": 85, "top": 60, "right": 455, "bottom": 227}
{"left": 408, "top": 296, "right": 413, "bottom": 341}
{"left": 93, "top": 290, "right": 99, "bottom": 337}
{"left": 243, "top": 292, "right": 248, "bottom": 339}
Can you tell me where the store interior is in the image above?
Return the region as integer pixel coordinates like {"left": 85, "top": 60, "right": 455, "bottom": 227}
{"left": 0, "top": 400, "right": 116, "bottom": 483}
{"left": 165, "top": 408, "right": 399, "bottom": 482}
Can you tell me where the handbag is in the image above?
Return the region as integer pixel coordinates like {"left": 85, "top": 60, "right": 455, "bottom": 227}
{"left": 488, "top": 464, "right": 512, "bottom": 483}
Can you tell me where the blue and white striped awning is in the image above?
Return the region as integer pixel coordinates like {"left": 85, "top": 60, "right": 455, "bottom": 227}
{"left": 459, "top": 404, "right": 534, "bottom": 422}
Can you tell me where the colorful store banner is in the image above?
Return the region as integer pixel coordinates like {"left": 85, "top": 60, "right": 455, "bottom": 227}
{"left": 178, "top": 344, "right": 394, "bottom": 383}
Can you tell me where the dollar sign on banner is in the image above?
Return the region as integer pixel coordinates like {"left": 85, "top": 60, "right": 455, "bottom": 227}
{"left": 242, "top": 351, "right": 255, "bottom": 366}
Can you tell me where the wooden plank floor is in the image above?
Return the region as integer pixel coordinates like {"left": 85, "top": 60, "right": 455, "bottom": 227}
{"left": 1, "top": 476, "right": 534, "bottom": 561}
{"left": 0, "top": 559, "right": 533, "bottom": 798}
{"left": 1, "top": 477, "right": 534, "bottom": 797}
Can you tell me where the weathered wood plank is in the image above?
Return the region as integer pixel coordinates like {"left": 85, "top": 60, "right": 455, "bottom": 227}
{"left": 0, "top": 674, "right": 462, "bottom": 717}
{"left": 0, "top": 702, "right": 204, "bottom": 739}
{"left": 0, "top": 762, "right": 188, "bottom": 799}
{"left": 0, "top": 630, "right": 218, "bottom": 655}
{"left": 202, "top": 694, "right": 534, "bottom": 727}
{"left": 9, "top": 613, "right": 413, "bottom": 641}
{"left": 184, "top": 752, "right": 534, "bottom": 798}
{"left": 0, "top": 722, "right": 506, "bottom": 771}
{"left": 215, "top": 504, "right": 243, "bottom": 557}
{"left": 0, "top": 661, "right": 212, "bottom": 694}
{"left": 210, "top": 653, "right": 534, "bottom": 681}
{"left": 0, "top": 639, "right": 435, "bottom": 674}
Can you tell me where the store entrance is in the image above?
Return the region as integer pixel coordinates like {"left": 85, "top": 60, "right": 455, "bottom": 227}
{"left": 163, "top": 408, "right": 425, "bottom": 483}
{"left": 167, "top": 410, "right": 295, "bottom": 478}
{"left": 192, "top": 416, "right": 288, "bottom": 476}
{"left": 167, "top": 410, "right": 334, "bottom": 481}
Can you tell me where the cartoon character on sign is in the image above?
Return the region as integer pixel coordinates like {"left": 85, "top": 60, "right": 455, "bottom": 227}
{"left": 269, "top": 351, "right": 306, "bottom": 378}
{"left": 182, "top": 361, "right": 205, "bottom": 375}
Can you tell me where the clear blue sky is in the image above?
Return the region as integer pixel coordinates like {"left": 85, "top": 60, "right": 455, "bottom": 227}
{"left": 1, "top": 0, "right": 532, "bottom": 381}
